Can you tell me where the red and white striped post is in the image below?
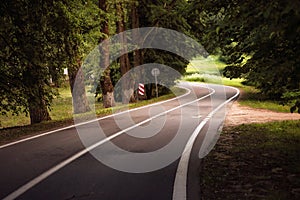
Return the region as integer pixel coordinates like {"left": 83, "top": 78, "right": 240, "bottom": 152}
{"left": 138, "top": 83, "right": 145, "bottom": 96}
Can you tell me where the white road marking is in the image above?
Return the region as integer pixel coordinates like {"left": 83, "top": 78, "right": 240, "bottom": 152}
{"left": 0, "top": 86, "right": 191, "bottom": 150}
{"left": 192, "top": 115, "right": 202, "bottom": 119}
{"left": 172, "top": 86, "right": 240, "bottom": 200}
{"left": 3, "top": 84, "right": 215, "bottom": 200}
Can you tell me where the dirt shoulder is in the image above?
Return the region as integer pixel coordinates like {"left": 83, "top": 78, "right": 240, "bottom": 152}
{"left": 199, "top": 101, "right": 300, "bottom": 200}
{"left": 224, "top": 101, "right": 300, "bottom": 127}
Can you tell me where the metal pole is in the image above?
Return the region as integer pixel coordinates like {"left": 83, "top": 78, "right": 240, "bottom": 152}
{"left": 155, "top": 75, "right": 158, "bottom": 98}
{"left": 136, "top": 82, "right": 139, "bottom": 102}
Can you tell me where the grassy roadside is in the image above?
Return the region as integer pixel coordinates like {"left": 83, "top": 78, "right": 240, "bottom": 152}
{"left": 222, "top": 78, "right": 292, "bottom": 113}
{"left": 200, "top": 120, "right": 300, "bottom": 199}
{"left": 187, "top": 56, "right": 300, "bottom": 199}
{"left": 0, "top": 87, "right": 186, "bottom": 145}
{"left": 184, "top": 56, "right": 292, "bottom": 113}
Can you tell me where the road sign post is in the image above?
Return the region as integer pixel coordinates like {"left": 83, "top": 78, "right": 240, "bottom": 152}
{"left": 151, "top": 68, "right": 160, "bottom": 98}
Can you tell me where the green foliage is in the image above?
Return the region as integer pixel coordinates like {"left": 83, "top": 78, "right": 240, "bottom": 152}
{"left": 139, "top": 0, "right": 194, "bottom": 67}
{"left": 289, "top": 100, "right": 300, "bottom": 114}
{"left": 188, "top": 0, "right": 300, "bottom": 109}
{"left": 132, "top": 0, "right": 197, "bottom": 96}
{"left": 140, "top": 0, "right": 191, "bottom": 33}
{"left": 88, "top": 0, "right": 198, "bottom": 100}
{"left": 282, "top": 91, "right": 300, "bottom": 113}
{"left": 0, "top": 0, "right": 102, "bottom": 121}
{"left": 54, "top": 0, "right": 102, "bottom": 65}
{"left": 0, "top": 0, "right": 60, "bottom": 116}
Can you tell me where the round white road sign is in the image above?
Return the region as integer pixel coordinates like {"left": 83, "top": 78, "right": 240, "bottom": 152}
{"left": 151, "top": 68, "right": 160, "bottom": 76}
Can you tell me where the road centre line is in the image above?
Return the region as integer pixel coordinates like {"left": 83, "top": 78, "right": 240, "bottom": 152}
{"left": 172, "top": 86, "right": 240, "bottom": 200}
{"left": 3, "top": 85, "right": 215, "bottom": 200}
{"left": 0, "top": 85, "right": 195, "bottom": 150}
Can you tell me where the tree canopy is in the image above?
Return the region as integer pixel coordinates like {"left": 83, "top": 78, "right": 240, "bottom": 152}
{"left": 0, "top": 0, "right": 61, "bottom": 122}
{"left": 1, "top": 0, "right": 299, "bottom": 125}
{"left": 188, "top": 0, "right": 300, "bottom": 111}
{"left": 0, "top": 0, "right": 101, "bottom": 123}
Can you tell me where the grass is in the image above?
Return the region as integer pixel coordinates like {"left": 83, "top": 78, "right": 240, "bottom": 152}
{"left": 201, "top": 120, "right": 300, "bottom": 199}
{"left": 49, "top": 87, "right": 74, "bottom": 121}
{"left": 0, "top": 86, "right": 74, "bottom": 128}
{"left": 0, "top": 55, "right": 295, "bottom": 142}
{"left": 183, "top": 73, "right": 222, "bottom": 84}
{"left": 239, "top": 100, "right": 291, "bottom": 113}
{"left": 220, "top": 79, "right": 291, "bottom": 112}
{"left": 184, "top": 56, "right": 293, "bottom": 113}
{"left": 188, "top": 56, "right": 299, "bottom": 198}
{"left": 186, "top": 55, "right": 225, "bottom": 75}
{"left": 0, "top": 86, "right": 186, "bottom": 145}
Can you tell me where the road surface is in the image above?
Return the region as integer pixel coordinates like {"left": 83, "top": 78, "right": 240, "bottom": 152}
{"left": 0, "top": 82, "right": 239, "bottom": 200}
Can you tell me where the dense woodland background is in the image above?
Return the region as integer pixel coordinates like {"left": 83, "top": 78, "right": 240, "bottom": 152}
{"left": 0, "top": 0, "right": 299, "bottom": 125}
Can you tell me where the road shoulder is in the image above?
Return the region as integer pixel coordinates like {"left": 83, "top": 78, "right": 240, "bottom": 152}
{"left": 200, "top": 102, "right": 300, "bottom": 199}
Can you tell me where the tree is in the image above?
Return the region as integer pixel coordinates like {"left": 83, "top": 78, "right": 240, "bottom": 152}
{"left": 55, "top": 1, "right": 98, "bottom": 114}
{"left": 131, "top": 0, "right": 143, "bottom": 70}
{"left": 99, "top": 0, "right": 115, "bottom": 108}
{"left": 93, "top": 0, "right": 197, "bottom": 101}
{"left": 134, "top": 0, "right": 193, "bottom": 98}
{"left": 116, "top": 1, "right": 136, "bottom": 103}
{"left": 131, "top": 1, "right": 144, "bottom": 100}
{"left": 0, "top": 0, "right": 101, "bottom": 124}
{"left": 0, "top": 0, "right": 57, "bottom": 124}
{"left": 188, "top": 0, "right": 300, "bottom": 110}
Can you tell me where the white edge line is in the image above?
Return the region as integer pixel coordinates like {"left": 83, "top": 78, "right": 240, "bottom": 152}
{"left": 3, "top": 84, "right": 215, "bottom": 200}
{"left": 172, "top": 86, "right": 240, "bottom": 200}
{"left": 0, "top": 85, "right": 194, "bottom": 150}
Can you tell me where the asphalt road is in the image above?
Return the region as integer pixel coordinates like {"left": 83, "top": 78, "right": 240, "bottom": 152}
{"left": 0, "top": 82, "right": 239, "bottom": 200}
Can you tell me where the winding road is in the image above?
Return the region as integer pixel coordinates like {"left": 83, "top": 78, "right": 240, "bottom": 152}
{"left": 0, "top": 82, "right": 239, "bottom": 200}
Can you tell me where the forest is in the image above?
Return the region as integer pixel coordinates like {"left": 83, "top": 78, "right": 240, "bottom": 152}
{"left": 1, "top": 0, "right": 299, "bottom": 125}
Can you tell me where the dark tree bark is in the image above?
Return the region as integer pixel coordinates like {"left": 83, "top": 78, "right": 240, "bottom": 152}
{"left": 25, "top": 77, "right": 51, "bottom": 125}
{"left": 23, "top": 66, "right": 52, "bottom": 124}
{"left": 131, "top": 1, "right": 145, "bottom": 100}
{"left": 28, "top": 95, "right": 51, "bottom": 124}
{"left": 146, "top": 83, "right": 153, "bottom": 100}
{"left": 131, "top": 1, "right": 143, "bottom": 68}
{"left": 116, "top": 2, "right": 135, "bottom": 103}
{"left": 99, "top": 0, "right": 115, "bottom": 108}
{"left": 99, "top": 68, "right": 115, "bottom": 108}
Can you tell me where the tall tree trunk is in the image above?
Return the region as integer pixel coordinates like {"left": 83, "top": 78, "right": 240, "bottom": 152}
{"left": 68, "top": 59, "right": 91, "bottom": 114}
{"left": 28, "top": 96, "right": 51, "bottom": 124}
{"left": 116, "top": 2, "right": 134, "bottom": 103}
{"left": 131, "top": 1, "right": 144, "bottom": 99}
{"left": 100, "top": 68, "right": 115, "bottom": 108}
{"left": 24, "top": 66, "right": 52, "bottom": 124}
{"left": 131, "top": 1, "right": 143, "bottom": 68}
{"left": 99, "top": 0, "right": 115, "bottom": 108}
{"left": 145, "top": 83, "right": 153, "bottom": 100}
